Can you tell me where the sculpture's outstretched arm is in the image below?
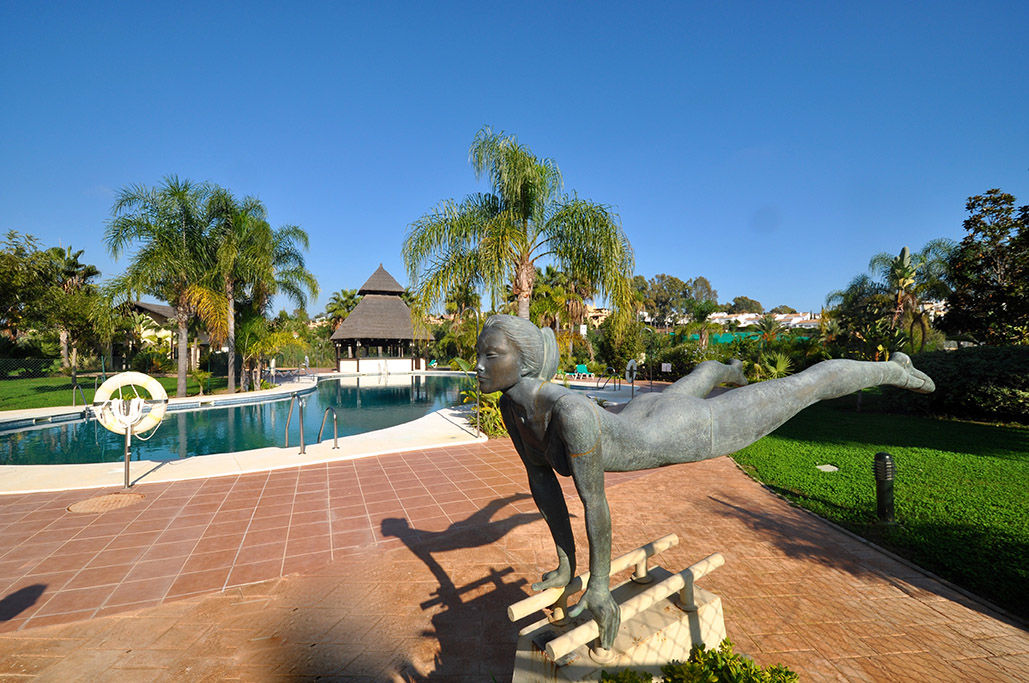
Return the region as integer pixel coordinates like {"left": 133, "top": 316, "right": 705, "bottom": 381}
{"left": 525, "top": 463, "right": 576, "bottom": 591}
{"left": 553, "top": 398, "right": 621, "bottom": 650}
{"left": 499, "top": 398, "right": 576, "bottom": 590}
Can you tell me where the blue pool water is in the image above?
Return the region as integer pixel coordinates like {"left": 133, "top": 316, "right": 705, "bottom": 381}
{"left": 0, "top": 375, "right": 472, "bottom": 466}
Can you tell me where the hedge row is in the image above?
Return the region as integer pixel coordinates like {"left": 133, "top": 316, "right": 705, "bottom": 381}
{"left": 882, "top": 345, "right": 1029, "bottom": 423}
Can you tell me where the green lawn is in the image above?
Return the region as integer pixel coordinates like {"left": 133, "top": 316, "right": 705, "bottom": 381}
{"left": 0, "top": 375, "right": 229, "bottom": 411}
{"left": 732, "top": 401, "right": 1029, "bottom": 619}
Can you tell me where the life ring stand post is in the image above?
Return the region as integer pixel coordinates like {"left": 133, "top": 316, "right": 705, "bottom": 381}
{"left": 122, "top": 410, "right": 132, "bottom": 489}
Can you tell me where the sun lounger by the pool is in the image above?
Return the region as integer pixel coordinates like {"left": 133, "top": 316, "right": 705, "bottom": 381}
{"left": 574, "top": 364, "right": 594, "bottom": 379}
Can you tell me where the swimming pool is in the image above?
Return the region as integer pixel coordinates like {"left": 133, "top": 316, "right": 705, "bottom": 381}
{"left": 0, "top": 374, "right": 473, "bottom": 466}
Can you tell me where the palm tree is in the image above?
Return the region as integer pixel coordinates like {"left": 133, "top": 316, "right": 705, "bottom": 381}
{"left": 530, "top": 266, "right": 570, "bottom": 330}
{"left": 253, "top": 224, "right": 318, "bottom": 314}
{"left": 868, "top": 239, "right": 954, "bottom": 351}
{"left": 105, "top": 176, "right": 214, "bottom": 397}
{"left": 754, "top": 314, "right": 786, "bottom": 343}
{"left": 684, "top": 299, "right": 721, "bottom": 349}
{"left": 188, "top": 189, "right": 318, "bottom": 393}
{"left": 326, "top": 289, "right": 361, "bottom": 329}
{"left": 403, "top": 127, "right": 634, "bottom": 322}
{"left": 45, "top": 246, "right": 100, "bottom": 371}
{"left": 753, "top": 351, "right": 793, "bottom": 380}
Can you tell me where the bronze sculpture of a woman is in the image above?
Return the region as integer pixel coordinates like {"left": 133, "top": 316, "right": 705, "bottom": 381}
{"left": 475, "top": 314, "right": 935, "bottom": 651}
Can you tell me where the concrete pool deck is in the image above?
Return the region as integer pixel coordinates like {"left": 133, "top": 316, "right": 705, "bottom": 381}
{"left": 0, "top": 406, "right": 485, "bottom": 495}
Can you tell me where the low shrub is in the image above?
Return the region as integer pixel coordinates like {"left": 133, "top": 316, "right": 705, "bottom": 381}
{"left": 599, "top": 639, "right": 797, "bottom": 682}
{"left": 880, "top": 345, "right": 1029, "bottom": 423}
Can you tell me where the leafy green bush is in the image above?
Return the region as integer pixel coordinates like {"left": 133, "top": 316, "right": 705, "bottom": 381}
{"left": 191, "top": 369, "right": 212, "bottom": 395}
{"left": 880, "top": 345, "right": 1029, "bottom": 423}
{"left": 650, "top": 342, "right": 706, "bottom": 379}
{"left": 461, "top": 388, "right": 507, "bottom": 437}
{"left": 131, "top": 349, "right": 172, "bottom": 374}
{"left": 599, "top": 639, "right": 797, "bottom": 682}
{"left": 449, "top": 357, "right": 508, "bottom": 437}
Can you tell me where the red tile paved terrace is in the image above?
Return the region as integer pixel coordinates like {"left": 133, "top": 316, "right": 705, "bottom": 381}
{"left": 0, "top": 441, "right": 1026, "bottom": 680}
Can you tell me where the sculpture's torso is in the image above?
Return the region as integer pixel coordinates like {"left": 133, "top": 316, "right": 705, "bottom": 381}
{"left": 500, "top": 381, "right": 716, "bottom": 474}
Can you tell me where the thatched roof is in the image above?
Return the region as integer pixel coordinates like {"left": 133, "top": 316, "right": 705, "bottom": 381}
{"left": 330, "top": 294, "right": 430, "bottom": 341}
{"left": 359, "top": 264, "right": 405, "bottom": 295}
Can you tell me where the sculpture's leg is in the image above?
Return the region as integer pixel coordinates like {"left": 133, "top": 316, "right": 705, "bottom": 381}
{"left": 707, "top": 353, "right": 933, "bottom": 457}
{"left": 663, "top": 359, "right": 747, "bottom": 398}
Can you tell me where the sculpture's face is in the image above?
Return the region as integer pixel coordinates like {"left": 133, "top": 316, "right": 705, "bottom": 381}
{"left": 475, "top": 328, "right": 523, "bottom": 393}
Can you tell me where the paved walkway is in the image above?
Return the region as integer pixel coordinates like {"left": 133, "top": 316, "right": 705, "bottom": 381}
{"left": 0, "top": 441, "right": 1025, "bottom": 680}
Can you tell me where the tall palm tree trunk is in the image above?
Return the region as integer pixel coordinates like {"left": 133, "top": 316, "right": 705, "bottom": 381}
{"left": 515, "top": 258, "right": 534, "bottom": 320}
{"left": 59, "top": 329, "right": 70, "bottom": 368}
{"left": 226, "top": 282, "right": 236, "bottom": 393}
{"left": 176, "top": 308, "right": 189, "bottom": 397}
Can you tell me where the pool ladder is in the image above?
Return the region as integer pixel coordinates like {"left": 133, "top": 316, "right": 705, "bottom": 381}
{"left": 596, "top": 367, "right": 622, "bottom": 391}
{"left": 285, "top": 396, "right": 340, "bottom": 454}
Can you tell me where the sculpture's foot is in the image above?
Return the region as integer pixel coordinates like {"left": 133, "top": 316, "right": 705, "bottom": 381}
{"left": 889, "top": 353, "right": 935, "bottom": 394}
{"left": 727, "top": 359, "right": 748, "bottom": 387}
{"left": 532, "top": 566, "right": 573, "bottom": 592}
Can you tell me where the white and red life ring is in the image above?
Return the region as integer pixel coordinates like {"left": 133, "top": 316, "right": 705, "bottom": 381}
{"left": 92, "top": 371, "right": 169, "bottom": 435}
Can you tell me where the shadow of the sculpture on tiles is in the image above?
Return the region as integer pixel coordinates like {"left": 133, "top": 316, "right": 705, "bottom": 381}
{"left": 0, "top": 584, "right": 46, "bottom": 621}
{"left": 708, "top": 495, "right": 1029, "bottom": 627}
{"left": 382, "top": 493, "right": 543, "bottom": 681}
{"left": 275, "top": 493, "right": 571, "bottom": 679}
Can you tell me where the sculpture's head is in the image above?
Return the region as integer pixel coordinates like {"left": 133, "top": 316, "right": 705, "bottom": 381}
{"left": 475, "top": 314, "right": 559, "bottom": 393}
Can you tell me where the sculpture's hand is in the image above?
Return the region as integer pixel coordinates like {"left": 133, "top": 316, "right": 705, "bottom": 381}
{"left": 568, "top": 580, "right": 621, "bottom": 650}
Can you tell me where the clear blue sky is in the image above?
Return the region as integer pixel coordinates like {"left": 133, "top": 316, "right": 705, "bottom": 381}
{"left": 2, "top": 2, "right": 1027, "bottom": 314}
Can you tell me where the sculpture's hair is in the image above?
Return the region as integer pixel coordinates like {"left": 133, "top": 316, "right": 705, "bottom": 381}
{"left": 482, "top": 314, "right": 559, "bottom": 381}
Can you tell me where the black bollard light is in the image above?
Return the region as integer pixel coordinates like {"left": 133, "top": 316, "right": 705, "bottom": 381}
{"left": 873, "top": 452, "right": 895, "bottom": 524}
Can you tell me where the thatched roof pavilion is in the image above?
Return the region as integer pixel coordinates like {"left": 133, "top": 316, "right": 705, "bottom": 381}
{"left": 330, "top": 265, "right": 430, "bottom": 372}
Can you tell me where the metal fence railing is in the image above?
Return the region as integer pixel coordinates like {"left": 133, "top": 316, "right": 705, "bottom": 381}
{"left": 0, "top": 358, "right": 63, "bottom": 379}
{"left": 0, "top": 357, "right": 122, "bottom": 380}
{"left": 0, "top": 357, "right": 116, "bottom": 380}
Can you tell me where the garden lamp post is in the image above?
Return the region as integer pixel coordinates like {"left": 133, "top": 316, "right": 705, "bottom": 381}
{"left": 874, "top": 452, "right": 896, "bottom": 524}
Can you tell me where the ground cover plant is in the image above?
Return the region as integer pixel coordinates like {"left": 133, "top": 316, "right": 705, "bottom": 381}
{"left": 0, "top": 375, "right": 228, "bottom": 411}
{"left": 731, "top": 402, "right": 1029, "bottom": 618}
{"left": 599, "top": 639, "right": 797, "bottom": 682}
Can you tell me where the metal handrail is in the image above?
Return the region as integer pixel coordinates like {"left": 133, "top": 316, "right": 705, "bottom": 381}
{"left": 284, "top": 392, "right": 307, "bottom": 454}
{"left": 318, "top": 407, "right": 339, "bottom": 449}
{"left": 72, "top": 383, "right": 88, "bottom": 408}
{"left": 596, "top": 368, "right": 621, "bottom": 391}
{"left": 284, "top": 394, "right": 296, "bottom": 446}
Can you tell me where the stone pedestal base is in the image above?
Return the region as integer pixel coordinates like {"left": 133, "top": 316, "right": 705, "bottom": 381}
{"left": 512, "top": 567, "right": 726, "bottom": 682}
